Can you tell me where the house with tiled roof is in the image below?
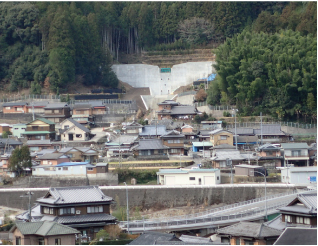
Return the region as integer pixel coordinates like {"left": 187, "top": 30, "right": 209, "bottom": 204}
{"left": 26, "top": 101, "right": 49, "bottom": 114}
{"left": 59, "top": 118, "right": 94, "bottom": 142}
{"left": 43, "top": 103, "right": 71, "bottom": 123}
{"left": 273, "top": 227, "right": 317, "bottom": 245}
{"left": 216, "top": 221, "right": 282, "bottom": 245}
{"left": 256, "top": 144, "right": 283, "bottom": 168}
{"left": 209, "top": 129, "right": 233, "bottom": 147}
{"left": 2, "top": 102, "right": 28, "bottom": 114}
{"left": 156, "top": 100, "right": 199, "bottom": 120}
{"left": 161, "top": 130, "right": 185, "bottom": 155}
{"left": 139, "top": 125, "right": 169, "bottom": 138}
{"left": 11, "top": 221, "right": 79, "bottom": 245}
{"left": 15, "top": 186, "right": 117, "bottom": 240}
{"left": 22, "top": 118, "right": 56, "bottom": 141}
{"left": 128, "top": 231, "right": 180, "bottom": 245}
{"left": 36, "top": 152, "right": 70, "bottom": 166}
{"left": 132, "top": 139, "right": 169, "bottom": 158}
{"left": 281, "top": 143, "right": 310, "bottom": 167}
{"left": 59, "top": 147, "right": 99, "bottom": 163}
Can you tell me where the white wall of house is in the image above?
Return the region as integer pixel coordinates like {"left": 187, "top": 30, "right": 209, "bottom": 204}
{"left": 61, "top": 127, "right": 88, "bottom": 141}
{"left": 32, "top": 165, "right": 87, "bottom": 176}
{"left": 281, "top": 167, "right": 317, "bottom": 184}
{"left": 157, "top": 170, "right": 220, "bottom": 185}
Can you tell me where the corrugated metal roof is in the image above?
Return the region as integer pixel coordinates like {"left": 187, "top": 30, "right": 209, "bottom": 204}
{"left": 281, "top": 143, "right": 309, "bottom": 149}
{"left": 136, "top": 139, "right": 170, "bottom": 150}
{"left": 15, "top": 221, "right": 79, "bottom": 236}
{"left": 36, "top": 186, "right": 113, "bottom": 204}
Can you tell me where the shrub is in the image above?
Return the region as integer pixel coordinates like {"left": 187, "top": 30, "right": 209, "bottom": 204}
{"left": 223, "top": 111, "right": 231, "bottom": 117}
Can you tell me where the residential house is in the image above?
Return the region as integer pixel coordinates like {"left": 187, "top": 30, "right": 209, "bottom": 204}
{"left": 0, "top": 153, "right": 15, "bottom": 178}
{"left": 36, "top": 153, "right": 70, "bottom": 166}
{"left": 22, "top": 118, "right": 56, "bottom": 141}
{"left": 308, "top": 143, "right": 317, "bottom": 166}
{"left": 43, "top": 103, "right": 71, "bottom": 123}
{"left": 256, "top": 144, "right": 283, "bottom": 168}
{"left": 209, "top": 129, "right": 233, "bottom": 147}
{"left": 253, "top": 124, "right": 289, "bottom": 143}
{"left": 192, "top": 141, "right": 213, "bottom": 158}
{"left": 72, "top": 103, "right": 94, "bottom": 125}
{"left": 157, "top": 100, "right": 199, "bottom": 120}
{"left": 2, "top": 102, "right": 28, "bottom": 114}
{"left": 211, "top": 150, "right": 245, "bottom": 169}
{"left": 133, "top": 139, "right": 169, "bottom": 158}
{"left": 26, "top": 101, "right": 49, "bottom": 114}
{"left": 59, "top": 147, "right": 99, "bottom": 163}
{"left": 139, "top": 125, "right": 169, "bottom": 139}
{"left": 128, "top": 231, "right": 181, "bottom": 245}
{"left": 151, "top": 119, "right": 184, "bottom": 132}
{"left": 32, "top": 162, "right": 91, "bottom": 176}
{"left": 0, "top": 138, "right": 22, "bottom": 155}
{"left": 157, "top": 168, "right": 220, "bottom": 185}
{"left": 27, "top": 140, "right": 61, "bottom": 152}
{"left": 12, "top": 124, "right": 26, "bottom": 138}
{"left": 235, "top": 135, "right": 258, "bottom": 150}
{"left": 198, "top": 130, "right": 212, "bottom": 142}
{"left": 11, "top": 221, "right": 79, "bottom": 245}
{"left": 59, "top": 118, "right": 94, "bottom": 142}
{"left": 0, "top": 124, "right": 10, "bottom": 136}
{"left": 216, "top": 221, "right": 282, "bottom": 245}
{"left": 179, "top": 234, "right": 214, "bottom": 244}
{"left": 104, "top": 135, "right": 138, "bottom": 158}
{"left": 161, "top": 130, "right": 185, "bottom": 155}
{"left": 280, "top": 166, "right": 317, "bottom": 184}
{"left": 181, "top": 125, "right": 197, "bottom": 141}
{"left": 16, "top": 186, "right": 117, "bottom": 239}
{"left": 122, "top": 121, "right": 143, "bottom": 135}
{"left": 201, "top": 121, "right": 222, "bottom": 130}
{"left": 273, "top": 228, "right": 317, "bottom": 245}
{"left": 90, "top": 101, "right": 107, "bottom": 115}
{"left": 234, "top": 164, "right": 267, "bottom": 177}
{"left": 281, "top": 143, "right": 310, "bottom": 167}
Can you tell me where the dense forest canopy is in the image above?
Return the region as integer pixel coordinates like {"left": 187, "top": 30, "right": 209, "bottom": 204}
{"left": 0, "top": 2, "right": 316, "bottom": 123}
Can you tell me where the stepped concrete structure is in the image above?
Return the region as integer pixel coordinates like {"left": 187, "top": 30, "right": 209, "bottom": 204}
{"left": 112, "top": 61, "right": 215, "bottom": 96}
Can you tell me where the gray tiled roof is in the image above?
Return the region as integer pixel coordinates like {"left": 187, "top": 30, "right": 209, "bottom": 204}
{"left": 236, "top": 135, "right": 258, "bottom": 143}
{"left": 27, "top": 140, "right": 52, "bottom": 145}
{"left": 161, "top": 130, "right": 185, "bottom": 138}
{"left": 129, "top": 231, "right": 178, "bottom": 245}
{"left": 209, "top": 129, "right": 232, "bottom": 135}
{"left": 274, "top": 228, "right": 317, "bottom": 245}
{"left": 281, "top": 143, "right": 309, "bottom": 149}
{"left": 2, "top": 102, "right": 28, "bottom": 107}
{"left": 36, "top": 186, "right": 113, "bottom": 205}
{"left": 258, "top": 144, "right": 281, "bottom": 151}
{"left": 136, "top": 139, "right": 170, "bottom": 150}
{"left": 55, "top": 213, "right": 116, "bottom": 224}
{"left": 171, "top": 105, "right": 197, "bottom": 115}
{"left": 0, "top": 138, "right": 22, "bottom": 146}
{"left": 217, "top": 221, "right": 282, "bottom": 238}
{"left": 211, "top": 144, "right": 235, "bottom": 149}
{"left": 179, "top": 235, "right": 212, "bottom": 244}
{"left": 158, "top": 100, "right": 179, "bottom": 105}
{"left": 254, "top": 124, "right": 286, "bottom": 136}
{"left": 199, "top": 130, "right": 212, "bottom": 137}
{"left": 228, "top": 128, "right": 254, "bottom": 135}
{"left": 73, "top": 103, "right": 92, "bottom": 109}
{"left": 15, "top": 221, "right": 79, "bottom": 236}
{"left": 37, "top": 153, "right": 67, "bottom": 160}
{"left": 27, "top": 101, "right": 49, "bottom": 107}
{"left": 280, "top": 192, "right": 317, "bottom": 214}
{"left": 63, "top": 118, "right": 90, "bottom": 133}
{"left": 44, "top": 103, "right": 69, "bottom": 109}
{"left": 139, "top": 125, "right": 169, "bottom": 136}
{"left": 88, "top": 101, "right": 105, "bottom": 108}
{"left": 211, "top": 150, "right": 245, "bottom": 161}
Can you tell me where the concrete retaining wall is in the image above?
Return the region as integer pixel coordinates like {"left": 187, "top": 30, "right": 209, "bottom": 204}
{"left": 112, "top": 62, "right": 214, "bottom": 96}
{"left": 0, "top": 185, "right": 298, "bottom": 211}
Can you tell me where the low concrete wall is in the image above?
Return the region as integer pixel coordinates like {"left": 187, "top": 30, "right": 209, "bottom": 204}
{"left": 0, "top": 185, "right": 299, "bottom": 211}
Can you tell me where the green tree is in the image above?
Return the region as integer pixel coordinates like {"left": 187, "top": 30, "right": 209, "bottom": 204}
{"left": 2, "top": 131, "right": 12, "bottom": 139}
{"left": 9, "top": 146, "right": 32, "bottom": 176}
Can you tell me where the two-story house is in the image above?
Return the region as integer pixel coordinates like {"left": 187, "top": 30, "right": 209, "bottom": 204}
{"left": 43, "top": 103, "right": 71, "bottom": 123}
{"left": 161, "top": 130, "right": 185, "bottom": 155}
{"left": 122, "top": 121, "right": 143, "bottom": 135}
{"left": 0, "top": 138, "right": 23, "bottom": 155}
{"left": 22, "top": 118, "right": 56, "bottom": 141}
{"left": 90, "top": 101, "right": 107, "bottom": 115}
{"left": 59, "top": 147, "right": 99, "bottom": 163}
{"left": 180, "top": 125, "right": 197, "bottom": 141}
{"left": 256, "top": 144, "right": 283, "bottom": 168}
{"left": 16, "top": 186, "right": 117, "bottom": 240}
{"left": 72, "top": 103, "right": 94, "bottom": 125}
{"left": 36, "top": 153, "right": 70, "bottom": 166}
{"left": 2, "top": 102, "right": 28, "bottom": 114}
{"left": 281, "top": 143, "right": 310, "bottom": 167}
{"left": 59, "top": 118, "right": 94, "bottom": 142}
{"left": 133, "top": 139, "right": 169, "bottom": 158}
{"left": 210, "top": 129, "right": 234, "bottom": 147}
{"left": 26, "top": 101, "right": 49, "bottom": 114}
{"left": 12, "top": 123, "right": 26, "bottom": 138}
{"left": 105, "top": 135, "right": 138, "bottom": 158}
{"left": 156, "top": 100, "right": 199, "bottom": 120}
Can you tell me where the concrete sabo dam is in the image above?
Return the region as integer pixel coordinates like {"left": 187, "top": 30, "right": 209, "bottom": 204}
{"left": 0, "top": 184, "right": 303, "bottom": 211}
{"left": 112, "top": 62, "right": 214, "bottom": 96}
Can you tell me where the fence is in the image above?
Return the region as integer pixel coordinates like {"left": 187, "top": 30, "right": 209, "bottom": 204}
{"left": 226, "top": 122, "right": 317, "bottom": 129}
{"left": 0, "top": 94, "right": 60, "bottom": 102}
{"left": 178, "top": 91, "right": 196, "bottom": 97}
{"left": 69, "top": 99, "right": 135, "bottom": 105}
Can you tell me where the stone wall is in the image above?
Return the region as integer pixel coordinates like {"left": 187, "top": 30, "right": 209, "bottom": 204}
{"left": 0, "top": 185, "right": 299, "bottom": 211}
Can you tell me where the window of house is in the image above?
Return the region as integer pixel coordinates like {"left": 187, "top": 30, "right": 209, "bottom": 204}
{"left": 35, "top": 135, "right": 41, "bottom": 139}
{"left": 68, "top": 154, "right": 73, "bottom": 158}
{"left": 140, "top": 150, "right": 149, "bottom": 156}
{"left": 16, "top": 237, "right": 21, "bottom": 245}
{"left": 304, "top": 217, "right": 310, "bottom": 225}
{"left": 63, "top": 167, "right": 68, "bottom": 170}
{"left": 64, "top": 125, "right": 69, "bottom": 129}
{"left": 43, "top": 160, "right": 48, "bottom": 165}
{"left": 236, "top": 238, "right": 240, "bottom": 245}
{"left": 292, "top": 150, "right": 301, "bottom": 157}
{"left": 189, "top": 177, "right": 195, "bottom": 180}
{"left": 43, "top": 207, "right": 54, "bottom": 215}
{"left": 76, "top": 134, "right": 82, "bottom": 138}
{"left": 285, "top": 215, "right": 292, "bottom": 222}
{"left": 170, "top": 149, "right": 179, "bottom": 153}
{"left": 168, "top": 140, "right": 173, "bottom": 143}
{"left": 87, "top": 206, "right": 103, "bottom": 213}
{"left": 55, "top": 238, "right": 61, "bottom": 245}
{"left": 59, "top": 207, "right": 75, "bottom": 215}
{"left": 244, "top": 240, "right": 254, "bottom": 245}
{"left": 58, "top": 168, "right": 61, "bottom": 170}
{"left": 220, "top": 135, "right": 227, "bottom": 140}
{"left": 87, "top": 168, "right": 93, "bottom": 171}
{"left": 32, "top": 126, "right": 39, "bottom": 130}
{"left": 296, "top": 216, "right": 304, "bottom": 224}
{"left": 5, "top": 107, "right": 11, "bottom": 110}
{"left": 217, "top": 176, "right": 219, "bottom": 180}
{"left": 38, "top": 238, "right": 45, "bottom": 245}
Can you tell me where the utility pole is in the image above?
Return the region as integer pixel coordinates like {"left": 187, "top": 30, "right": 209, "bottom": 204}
{"left": 20, "top": 191, "right": 34, "bottom": 222}
{"left": 260, "top": 112, "right": 263, "bottom": 146}
{"left": 124, "top": 182, "right": 129, "bottom": 234}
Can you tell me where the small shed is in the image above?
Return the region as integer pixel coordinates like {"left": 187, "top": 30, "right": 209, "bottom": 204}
{"left": 96, "top": 163, "right": 108, "bottom": 173}
{"left": 235, "top": 164, "right": 266, "bottom": 177}
{"left": 280, "top": 166, "right": 317, "bottom": 184}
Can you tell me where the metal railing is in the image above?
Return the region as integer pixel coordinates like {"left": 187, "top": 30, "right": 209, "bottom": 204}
{"left": 0, "top": 94, "right": 60, "bottom": 102}
{"left": 226, "top": 122, "right": 317, "bottom": 129}
{"left": 119, "top": 188, "right": 314, "bottom": 230}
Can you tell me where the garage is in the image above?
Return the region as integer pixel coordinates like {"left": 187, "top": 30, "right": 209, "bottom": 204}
{"left": 165, "top": 176, "right": 176, "bottom": 185}
{"left": 203, "top": 176, "right": 214, "bottom": 185}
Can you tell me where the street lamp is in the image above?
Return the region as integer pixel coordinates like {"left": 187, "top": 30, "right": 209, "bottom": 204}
{"left": 254, "top": 170, "right": 267, "bottom": 221}
{"left": 123, "top": 182, "right": 129, "bottom": 234}
{"left": 232, "top": 109, "right": 238, "bottom": 150}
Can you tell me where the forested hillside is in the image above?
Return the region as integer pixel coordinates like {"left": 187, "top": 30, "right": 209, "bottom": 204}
{"left": 0, "top": 2, "right": 316, "bottom": 123}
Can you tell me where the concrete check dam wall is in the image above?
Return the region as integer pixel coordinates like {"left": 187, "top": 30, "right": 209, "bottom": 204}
{"left": 0, "top": 184, "right": 299, "bottom": 212}
{"left": 112, "top": 62, "right": 215, "bottom": 96}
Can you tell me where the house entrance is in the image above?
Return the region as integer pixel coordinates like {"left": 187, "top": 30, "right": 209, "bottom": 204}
{"left": 69, "top": 134, "right": 73, "bottom": 141}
